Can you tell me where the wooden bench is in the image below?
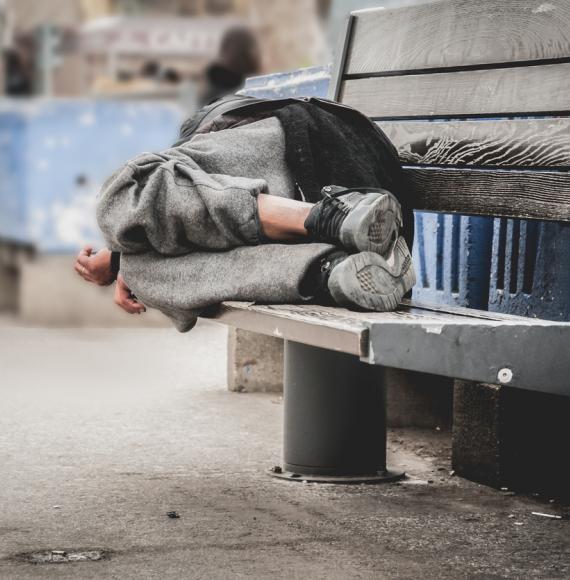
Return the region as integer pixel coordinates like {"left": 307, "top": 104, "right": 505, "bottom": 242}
{"left": 205, "top": 0, "right": 570, "bottom": 484}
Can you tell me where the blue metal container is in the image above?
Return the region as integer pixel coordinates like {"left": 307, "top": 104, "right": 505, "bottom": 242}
{"left": 489, "top": 219, "right": 570, "bottom": 321}
{"left": 0, "top": 99, "right": 184, "bottom": 252}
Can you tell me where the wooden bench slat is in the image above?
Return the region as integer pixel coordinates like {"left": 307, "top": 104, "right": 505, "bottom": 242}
{"left": 346, "top": 1, "right": 570, "bottom": 75}
{"left": 379, "top": 117, "right": 570, "bottom": 169}
{"left": 340, "top": 63, "right": 570, "bottom": 119}
{"left": 208, "top": 301, "right": 570, "bottom": 394}
{"left": 209, "top": 301, "right": 500, "bottom": 358}
{"left": 208, "top": 302, "right": 369, "bottom": 357}
{"left": 406, "top": 166, "right": 570, "bottom": 222}
{"left": 399, "top": 298, "right": 539, "bottom": 322}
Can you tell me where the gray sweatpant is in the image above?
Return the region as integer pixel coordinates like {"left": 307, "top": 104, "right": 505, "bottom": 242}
{"left": 97, "top": 117, "right": 334, "bottom": 331}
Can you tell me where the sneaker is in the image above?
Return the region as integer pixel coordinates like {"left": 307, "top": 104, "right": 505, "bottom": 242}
{"left": 304, "top": 185, "right": 402, "bottom": 257}
{"left": 322, "top": 238, "right": 416, "bottom": 312}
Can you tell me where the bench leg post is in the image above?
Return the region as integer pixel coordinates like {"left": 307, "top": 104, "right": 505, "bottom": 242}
{"left": 270, "top": 340, "right": 404, "bottom": 484}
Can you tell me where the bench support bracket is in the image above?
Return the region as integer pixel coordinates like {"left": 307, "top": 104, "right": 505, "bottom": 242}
{"left": 270, "top": 340, "right": 404, "bottom": 484}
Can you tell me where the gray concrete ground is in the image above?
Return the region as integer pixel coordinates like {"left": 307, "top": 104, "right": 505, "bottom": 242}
{"left": 0, "top": 322, "right": 568, "bottom": 579}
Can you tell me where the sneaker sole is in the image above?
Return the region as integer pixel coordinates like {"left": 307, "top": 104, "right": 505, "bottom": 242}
{"left": 327, "top": 238, "right": 416, "bottom": 312}
{"left": 339, "top": 190, "right": 402, "bottom": 257}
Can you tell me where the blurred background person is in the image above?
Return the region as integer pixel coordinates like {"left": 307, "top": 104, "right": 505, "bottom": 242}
{"left": 3, "top": 38, "right": 34, "bottom": 96}
{"left": 198, "top": 25, "right": 260, "bottom": 105}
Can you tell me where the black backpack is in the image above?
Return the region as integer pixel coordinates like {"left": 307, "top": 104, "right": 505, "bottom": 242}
{"left": 174, "top": 94, "right": 384, "bottom": 146}
{"left": 173, "top": 93, "right": 413, "bottom": 246}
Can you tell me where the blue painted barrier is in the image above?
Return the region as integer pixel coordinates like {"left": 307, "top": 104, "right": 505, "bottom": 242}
{"left": 489, "top": 219, "right": 570, "bottom": 321}
{"left": 412, "top": 213, "right": 494, "bottom": 309}
{"left": 0, "top": 99, "right": 184, "bottom": 253}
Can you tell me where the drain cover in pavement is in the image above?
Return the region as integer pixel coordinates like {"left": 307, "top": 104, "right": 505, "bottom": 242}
{"left": 19, "top": 549, "right": 108, "bottom": 564}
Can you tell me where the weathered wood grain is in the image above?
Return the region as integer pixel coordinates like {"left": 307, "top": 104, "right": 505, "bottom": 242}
{"left": 214, "top": 300, "right": 564, "bottom": 326}
{"left": 346, "top": 1, "right": 570, "bottom": 74}
{"left": 340, "top": 63, "right": 570, "bottom": 118}
{"left": 405, "top": 166, "right": 570, "bottom": 221}
{"left": 207, "top": 299, "right": 530, "bottom": 358}
{"left": 378, "top": 118, "right": 570, "bottom": 168}
{"left": 399, "top": 298, "right": 538, "bottom": 322}
{"left": 328, "top": 13, "right": 355, "bottom": 101}
{"left": 208, "top": 301, "right": 369, "bottom": 356}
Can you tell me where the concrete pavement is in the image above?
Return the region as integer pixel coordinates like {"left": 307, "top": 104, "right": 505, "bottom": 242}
{"left": 0, "top": 322, "right": 568, "bottom": 579}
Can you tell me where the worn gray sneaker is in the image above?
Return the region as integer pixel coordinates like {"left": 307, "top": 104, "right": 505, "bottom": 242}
{"left": 323, "top": 237, "right": 416, "bottom": 312}
{"left": 304, "top": 185, "right": 402, "bottom": 257}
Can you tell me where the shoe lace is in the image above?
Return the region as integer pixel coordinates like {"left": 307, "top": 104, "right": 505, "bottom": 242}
{"left": 307, "top": 185, "right": 390, "bottom": 244}
{"left": 313, "top": 186, "right": 387, "bottom": 243}
{"left": 308, "top": 187, "right": 353, "bottom": 243}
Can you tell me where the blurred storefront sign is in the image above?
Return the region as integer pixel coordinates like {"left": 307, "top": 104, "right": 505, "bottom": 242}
{"left": 79, "top": 16, "right": 242, "bottom": 57}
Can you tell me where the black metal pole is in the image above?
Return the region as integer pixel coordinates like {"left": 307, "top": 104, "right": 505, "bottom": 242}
{"left": 270, "top": 340, "right": 404, "bottom": 484}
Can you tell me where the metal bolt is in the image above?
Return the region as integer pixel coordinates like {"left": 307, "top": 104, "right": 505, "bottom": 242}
{"left": 497, "top": 368, "right": 513, "bottom": 384}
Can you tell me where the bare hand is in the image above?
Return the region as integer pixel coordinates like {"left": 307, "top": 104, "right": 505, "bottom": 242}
{"left": 74, "top": 246, "right": 116, "bottom": 286}
{"left": 115, "top": 274, "right": 146, "bottom": 315}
